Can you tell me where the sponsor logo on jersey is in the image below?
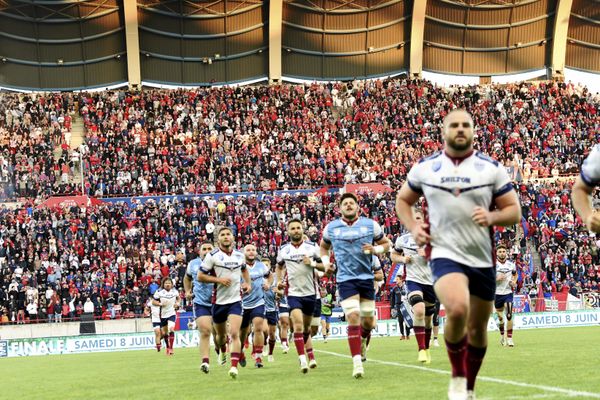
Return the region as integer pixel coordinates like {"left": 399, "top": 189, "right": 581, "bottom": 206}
{"left": 441, "top": 177, "right": 472, "bottom": 184}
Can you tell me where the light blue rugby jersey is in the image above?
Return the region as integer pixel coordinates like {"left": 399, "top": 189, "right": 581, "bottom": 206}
{"left": 264, "top": 279, "right": 277, "bottom": 312}
{"left": 186, "top": 258, "right": 213, "bottom": 307}
{"left": 322, "top": 216, "right": 384, "bottom": 283}
{"left": 242, "top": 261, "right": 270, "bottom": 309}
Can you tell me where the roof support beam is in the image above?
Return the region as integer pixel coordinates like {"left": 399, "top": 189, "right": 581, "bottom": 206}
{"left": 409, "top": 0, "right": 427, "bottom": 77}
{"left": 550, "top": 0, "right": 573, "bottom": 78}
{"left": 123, "top": 0, "right": 141, "bottom": 88}
{"left": 269, "top": 0, "right": 283, "bottom": 82}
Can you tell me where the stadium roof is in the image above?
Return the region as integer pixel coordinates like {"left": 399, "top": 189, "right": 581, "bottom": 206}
{"left": 0, "top": 0, "right": 598, "bottom": 90}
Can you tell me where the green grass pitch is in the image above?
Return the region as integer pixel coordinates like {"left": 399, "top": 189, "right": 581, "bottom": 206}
{"left": 2, "top": 326, "right": 599, "bottom": 400}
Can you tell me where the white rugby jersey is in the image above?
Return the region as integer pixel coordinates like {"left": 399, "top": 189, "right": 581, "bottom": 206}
{"left": 277, "top": 241, "right": 320, "bottom": 297}
{"left": 200, "top": 248, "right": 246, "bottom": 305}
{"left": 406, "top": 151, "right": 514, "bottom": 268}
{"left": 147, "top": 298, "right": 161, "bottom": 323}
{"left": 394, "top": 233, "right": 432, "bottom": 285}
{"left": 495, "top": 259, "right": 517, "bottom": 295}
{"left": 581, "top": 144, "right": 600, "bottom": 187}
{"left": 153, "top": 288, "right": 179, "bottom": 319}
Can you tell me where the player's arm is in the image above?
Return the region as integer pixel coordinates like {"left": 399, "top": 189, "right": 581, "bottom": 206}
{"left": 473, "top": 188, "right": 521, "bottom": 227}
{"left": 151, "top": 292, "right": 161, "bottom": 307}
{"left": 197, "top": 254, "right": 230, "bottom": 286}
{"left": 275, "top": 249, "right": 287, "bottom": 290}
{"left": 510, "top": 266, "right": 518, "bottom": 289}
{"left": 241, "top": 267, "right": 251, "bottom": 294}
{"left": 391, "top": 246, "right": 413, "bottom": 265}
{"left": 319, "top": 224, "right": 335, "bottom": 277}
{"left": 183, "top": 263, "right": 194, "bottom": 302}
{"left": 474, "top": 165, "right": 521, "bottom": 227}
{"left": 362, "top": 229, "right": 391, "bottom": 255}
{"left": 319, "top": 239, "right": 334, "bottom": 277}
{"left": 396, "top": 181, "right": 430, "bottom": 245}
{"left": 174, "top": 292, "right": 181, "bottom": 309}
{"left": 305, "top": 246, "right": 325, "bottom": 272}
{"left": 263, "top": 270, "right": 273, "bottom": 291}
{"left": 572, "top": 176, "right": 600, "bottom": 232}
{"left": 371, "top": 255, "right": 384, "bottom": 282}
{"left": 275, "top": 263, "right": 286, "bottom": 290}
{"left": 303, "top": 255, "right": 325, "bottom": 272}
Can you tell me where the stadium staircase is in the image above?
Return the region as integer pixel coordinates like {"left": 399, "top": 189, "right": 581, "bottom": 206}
{"left": 52, "top": 117, "right": 85, "bottom": 185}
{"left": 69, "top": 118, "right": 85, "bottom": 185}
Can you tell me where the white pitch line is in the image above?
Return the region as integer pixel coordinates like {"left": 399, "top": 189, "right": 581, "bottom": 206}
{"left": 315, "top": 349, "right": 600, "bottom": 399}
{"left": 505, "top": 394, "right": 562, "bottom": 399}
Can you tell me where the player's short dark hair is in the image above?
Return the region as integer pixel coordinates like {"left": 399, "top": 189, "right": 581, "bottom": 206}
{"left": 218, "top": 227, "right": 233, "bottom": 236}
{"left": 496, "top": 243, "right": 508, "bottom": 250}
{"left": 200, "top": 241, "right": 213, "bottom": 248}
{"left": 339, "top": 193, "right": 358, "bottom": 205}
{"left": 287, "top": 218, "right": 303, "bottom": 227}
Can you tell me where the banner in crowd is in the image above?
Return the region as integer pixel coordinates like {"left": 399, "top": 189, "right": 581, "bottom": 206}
{"left": 0, "top": 331, "right": 198, "bottom": 358}
{"left": 344, "top": 183, "right": 393, "bottom": 195}
{"left": 0, "top": 321, "right": 397, "bottom": 358}
{"left": 582, "top": 292, "right": 600, "bottom": 309}
{"left": 101, "top": 188, "right": 339, "bottom": 206}
{"left": 512, "top": 310, "right": 600, "bottom": 329}
{"left": 513, "top": 295, "right": 531, "bottom": 313}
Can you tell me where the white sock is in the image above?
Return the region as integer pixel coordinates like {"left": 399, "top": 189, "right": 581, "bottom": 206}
{"left": 299, "top": 354, "right": 307, "bottom": 364}
{"left": 352, "top": 355, "right": 362, "bottom": 365}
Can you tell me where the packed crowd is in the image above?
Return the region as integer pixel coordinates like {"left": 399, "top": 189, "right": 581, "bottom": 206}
{"left": 77, "top": 79, "right": 598, "bottom": 197}
{"left": 0, "top": 92, "right": 82, "bottom": 200}
{"left": 0, "top": 78, "right": 598, "bottom": 324}
{"left": 0, "top": 177, "right": 598, "bottom": 324}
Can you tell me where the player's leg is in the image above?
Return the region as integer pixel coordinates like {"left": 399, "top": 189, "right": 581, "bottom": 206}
{"left": 464, "top": 265, "right": 496, "bottom": 398}
{"left": 505, "top": 299, "right": 514, "bottom": 346}
{"left": 262, "top": 318, "right": 268, "bottom": 346}
{"left": 251, "top": 314, "right": 265, "bottom": 367}
{"left": 302, "top": 311, "right": 317, "bottom": 369}
{"left": 359, "top": 296, "right": 376, "bottom": 362}
{"left": 267, "top": 313, "right": 278, "bottom": 361}
{"left": 227, "top": 304, "right": 244, "bottom": 378}
{"left": 409, "top": 289, "right": 427, "bottom": 362}
{"left": 213, "top": 321, "right": 228, "bottom": 365}
{"left": 320, "top": 315, "right": 329, "bottom": 342}
{"left": 465, "top": 295, "right": 493, "bottom": 395}
{"left": 495, "top": 303, "right": 506, "bottom": 346}
{"left": 432, "top": 301, "right": 440, "bottom": 347}
{"left": 160, "top": 322, "right": 169, "bottom": 355}
{"left": 357, "top": 278, "right": 377, "bottom": 363}
{"left": 166, "top": 316, "right": 176, "bottom": 355}
{"left": 397, "top": 308, "right": 406, "bottom": 339}
{"left": 153, "top": 325, "right": 162, "bottom": 352}
{"left": 310, "top": 317, "right": 320, "bottom": 337}
{"left": 212, "top": 305, "right": 230, "bottom": 366}
{"left": 239, "top": 310, "right": 251, "bottom": 368}
{"left": 289, "top": 299, "right": 309, "bottom": 372}
{"left": 310, "top": 300, "right": 321, "bottom": 337}
{"left": 212, "top": 324, "right": 226, "bottom": 360}
{"left": 432, "top": 264, "right": 470, "bottom": 399}
{"left": 340, "top": 288, "right": 363, "bottom": 378}
{"left": 197, "top": 315, "right": 212, "bottom": 373}
{"left": 423, "top": 305, "right": 435, "bottom": 364}
{"left": 278, "top": 312, "right": 290, "bottom": 353}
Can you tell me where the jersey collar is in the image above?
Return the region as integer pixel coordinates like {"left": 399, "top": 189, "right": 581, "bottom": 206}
{"left": 444, "top": 149, "right": 474, "bottom": 166}
{"left": 342, "top": 217, "right": 359, "bottom": 226}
